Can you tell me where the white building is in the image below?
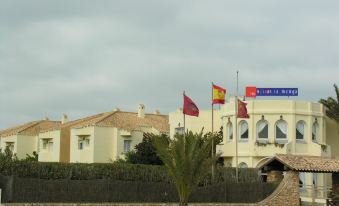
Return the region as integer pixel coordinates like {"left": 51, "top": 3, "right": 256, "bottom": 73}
{"left": 169, "top": 98, "right": 339, "bottom": 198}
{"left": 0, "top": 120, "right": 61, "bottom": 159}
{"left": 69, "top": 105, "right": 169, "bottom": 163}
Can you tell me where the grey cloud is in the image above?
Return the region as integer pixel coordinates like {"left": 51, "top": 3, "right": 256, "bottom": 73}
{"left": 1, "top": 0, "right": 339, "bottom": 129}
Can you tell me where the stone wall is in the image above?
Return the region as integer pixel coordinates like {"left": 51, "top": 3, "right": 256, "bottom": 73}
{"left": 267, "top": 170, "right": 284, "bottom": 183}
{"left": 4, "top": 171, "right": 300, "bottom": 206}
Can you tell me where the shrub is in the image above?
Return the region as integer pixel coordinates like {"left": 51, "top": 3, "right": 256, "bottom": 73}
{"left": 0, "top": 160, "right": 261, "bottom": 184}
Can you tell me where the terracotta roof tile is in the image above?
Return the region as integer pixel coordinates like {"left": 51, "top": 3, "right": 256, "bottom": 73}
{"left": 41, "top": 110, "right": 169, "bottom": 134}
{"left": 259, "top": 154, "right": 339, "bottom": 173}
{"left": 0, "top": 120, "right": 61, "bottom": 137}
{"left": 94, "top": 111, "right": 169, "bottom": 133}
{"left": 40, "top": 112, "right": 108, "bottom": 133}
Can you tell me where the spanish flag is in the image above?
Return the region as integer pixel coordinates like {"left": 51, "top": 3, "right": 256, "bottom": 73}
{"left": 212, "top": 84, "right": 226, "bottom": 104}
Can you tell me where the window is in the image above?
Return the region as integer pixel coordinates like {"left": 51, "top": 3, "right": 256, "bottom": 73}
{"left": 296, "top": 121, "right": 305, "bottom": 141}
{"left": 239, "top": 121, "right": 248, "bottom": 140}
{"left": 239, "top": 162, "right": 248, "bottom": 168}
{"left": 175, "top": 127, "right": 184, "bottom": 135}
{"left": 312, "top": 121, "right": 319, "bottom": 142}
{"left": 124, "top": 140, "right": 132, "bottom": 153}
{"left": 227, "top": 122, "right": 233, "bottom": 140}
{"left": 257, "top": 120, "right": 268, "bottom": 139}
{"left": 42, "top": 139, "right": 48, "bottom": 149}
{"left": 78, "top": 135, "right": 90, "bottom": 150}
{"left": 5, "top": 142, "right": 14, "bottom": 152}
{"left": 275, "top": 120, "right": 287, "bottom": 140}
{"left": 41, "top": 138, "right": 53, "bottom": 151}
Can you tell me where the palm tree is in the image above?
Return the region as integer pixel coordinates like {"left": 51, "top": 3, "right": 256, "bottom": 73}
{"left": 154, "top": 131, "right": 217, "bottom": 206}
{"left": 320, "top": 84, "right": 339, "bottom": 123}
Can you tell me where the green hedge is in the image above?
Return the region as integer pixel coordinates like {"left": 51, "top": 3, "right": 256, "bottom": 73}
{"left": 0, "top": 160, "right": 261, "bottom": 183}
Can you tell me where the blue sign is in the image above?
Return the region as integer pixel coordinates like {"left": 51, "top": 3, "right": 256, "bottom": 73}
{"left": 256, "top": 88, "right": 298, "bottom": 96}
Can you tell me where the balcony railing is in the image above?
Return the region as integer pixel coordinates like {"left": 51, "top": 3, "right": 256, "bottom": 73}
{"left": 299, "top": 184, "right": 332, "bottom": 205}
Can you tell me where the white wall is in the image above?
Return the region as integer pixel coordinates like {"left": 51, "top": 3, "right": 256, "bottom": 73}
{"left": 38, "top": 130, "right": 61, "bottom": 162}
{"left": 0, "top": 135, "right": 17, "bottom": 154}
{"left": 169, "top": 109, "right": 223, "bottom": 138}
{"left": 70, "top": 127, "right": 94, "bottom": 163}
{"left": 115, "top": 129, "right": 144, "bottom": 161}
{"left": 16, "top": 135, "right": 38, "bottom": 159}
{"left": 92, "top": 126, "right": 114, "bottom": 163}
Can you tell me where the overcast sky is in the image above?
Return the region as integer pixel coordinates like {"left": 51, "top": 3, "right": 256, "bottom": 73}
{"left": 1, "top": 1, "right": 339, "bottom": 129}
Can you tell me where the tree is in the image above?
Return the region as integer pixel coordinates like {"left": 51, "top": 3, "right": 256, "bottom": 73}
{"left": 154, "top": 131, "right": 218, "bottom": 206}
{"left": 124, "top": 133, "right": 169, "bottom": 165}
{"left": 0, "top": 146, "right": 17, "bottom": 162}
{"left": 320, "top": 84, "right": 339, "bottom": 123}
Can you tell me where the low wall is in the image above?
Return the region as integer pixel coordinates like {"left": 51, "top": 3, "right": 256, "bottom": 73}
{"left": 0, "top": 177, "right": 276, "bottom": 203}
{"left": 3, "top": 171, "right": 300, "bottom": 206}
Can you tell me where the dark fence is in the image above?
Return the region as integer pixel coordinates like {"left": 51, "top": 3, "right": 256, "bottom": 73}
{"left": 0, "top": 175, "right": 278, "bottom": 203}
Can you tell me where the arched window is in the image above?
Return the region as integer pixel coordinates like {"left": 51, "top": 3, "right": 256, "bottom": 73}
{"left": 239, "top": 162, "right": 248, "bottom": 168}
{"left": 296, "top": 121, "right": 305, "bottom": 140}
{"left": 257, "top": 120, "right": 268, "bottom": 139}
{"left": 276, "top": 120, "right": 288, "bottom": 140}
{"left": 227, "top": 122, "right": 233, "bottom": 140}
{"left": 239, "top": 121, "right": 248, "bottom": 140}
{"left": 312, "top": 121, "right": 319, "bottom": 142}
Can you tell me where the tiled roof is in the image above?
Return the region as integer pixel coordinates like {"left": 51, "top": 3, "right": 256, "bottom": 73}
{"left": 39, "top": 112, "right": 108, "bottom": 133}
{"left": 41, "top": 111, "right": 169, "bottom": 134}
{"left": 74, "top": 111, "right": 169, "bottom": 133}
{"left": 0, "top": 120, "right": 61, "bottom": 137}
{"left": 259, "top": 154, "right": 339, "bottom": 173}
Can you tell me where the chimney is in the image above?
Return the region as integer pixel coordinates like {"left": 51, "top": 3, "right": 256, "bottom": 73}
{"left": 61, "top": 114, "right": 68, "bottom": 124}
{"left": 154, "top": 110, "right": 160, "bottom": 115}
{"left": 113, "top": 108, "right": 121, "bottom": 112}
{"left": 138, "top": 104, "right": 145, "bottom": 118}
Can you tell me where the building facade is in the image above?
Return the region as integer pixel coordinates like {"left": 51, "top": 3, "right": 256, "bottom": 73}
{"left": 169, "top": 108, "right": 223, "bottom": 137}
{"left": 0, "top": 120, "right": 61, "bottom": 159}
{"left": 169, "top": 98, "right": 339, "bottom": 195}
{"left": 219, "top": 98, "right": 332, "bottom": 168}
{"left": 69, "top": 105, "right": 169, "bottom": 163}
{"left": 38, "top": 113, "right": 105, "bottom": 162}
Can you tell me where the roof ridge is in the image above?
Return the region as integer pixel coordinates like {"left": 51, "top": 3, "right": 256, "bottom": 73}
{"left": 17, "top": 120, "right": 43, "bottom": 133}
{"left": 113, "top": 111, "right": 168, "bottom": 117}
{"left": 93, "top": 111, "right": 117, "bottom": 125}
{"left": 61, "top": 112, "right": 106, "bottom": 127}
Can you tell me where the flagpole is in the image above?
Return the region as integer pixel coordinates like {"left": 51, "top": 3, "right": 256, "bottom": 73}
{"left": 235, "top": 71, "right": 239, "bottom": 182}
{"left": 183, "top": 91, "right": 186, "bottom": 135}
{"left": 211, "top": 82, "right": 215, "bottom": 183}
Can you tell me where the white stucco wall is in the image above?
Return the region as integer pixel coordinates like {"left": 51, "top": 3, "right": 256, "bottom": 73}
{"left": 0, "top": 135, "right": 37, "bottom": 159}
{"left": 70, "top": 124, "right": 165, "bottom": 163}
{"left": 169, "top": 109, "right": 223, "bottom": 138}
{"left": 115, "top": 129, "right": 144, "bottom": 161}
{"left": 92, "top": 126, "right": 114, "bottom": 163}
{"left": 38, "top": 130, "right": 61, "bottom": 162}
{"left": 16, "top": 135, "right": 38, "bottom": 159}
{"left": 218, "top": 99, "right": 328, "bottom": 168}
{"left": 70, "top": 127, "right": 95, "bottom": 163}
{"left": 0, "top": 135, "right": 18, "bottom": 154}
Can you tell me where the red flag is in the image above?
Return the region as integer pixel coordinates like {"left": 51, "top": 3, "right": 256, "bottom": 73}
{"left": 238, "top": 99, "right": 249, "bottom": 118}
{"left": 183, "top": 94, "right": 199, "bottom": 117}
